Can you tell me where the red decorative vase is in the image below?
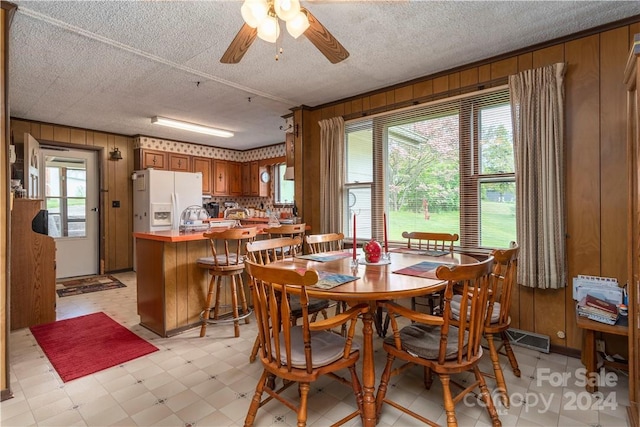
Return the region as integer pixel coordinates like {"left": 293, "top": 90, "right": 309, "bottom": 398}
{"left": 363, "top": 239, "right": 382, "bottom": 263}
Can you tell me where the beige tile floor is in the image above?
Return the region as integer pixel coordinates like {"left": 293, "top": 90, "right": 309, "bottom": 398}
{"left": 1, "top": 271, "right": 631, "bottom": 427}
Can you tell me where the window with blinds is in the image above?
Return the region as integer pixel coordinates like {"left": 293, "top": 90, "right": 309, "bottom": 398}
{"left": 344, "top": 87, "right": 514, "bottom": 250}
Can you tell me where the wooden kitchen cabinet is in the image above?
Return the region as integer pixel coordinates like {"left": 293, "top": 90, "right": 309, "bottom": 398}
{"left": 10, "top": 199, "right": 56, "bottom": 330}
{"left": 136, "top": 149, "right": 167, "bottom": 170}
{"left": 168, "top": 153, "right": 190, "bottom": 172}
{"left": 228, "top": 161, "right": 243, "bottom": 196}
{"left": 213, "top": 159, "right": 228, "bottom": 196}
{"left": 250, "top": 161, "right": 260, "bottom": 196}
{"left": 192, "top": 157, "right": 212, "bottom": 195}
{"left": 242, "top": 162, "right": 251, "bottom": 195}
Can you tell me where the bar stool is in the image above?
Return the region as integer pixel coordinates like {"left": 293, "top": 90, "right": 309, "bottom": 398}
{"left": 197, "top": 227, "right": 258, "bottom": 337}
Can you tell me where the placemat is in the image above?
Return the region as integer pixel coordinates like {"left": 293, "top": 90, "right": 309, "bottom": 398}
{"left": 296, "top": 252, "right": 353, "bottom": 262}
{"left": 392, "top": 261, "right": 453, "bottom": 279}
{"left": 390, "top": 248, "right": 450, "bottom": 257}
{"left": 314, "top": 271, "right": 359, "bottom": 290}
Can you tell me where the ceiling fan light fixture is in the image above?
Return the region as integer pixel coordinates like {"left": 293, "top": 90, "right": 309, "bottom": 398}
{"left": 241, "top": 0, "right": 269, "bottom": 28}
{"left": 274, "top": 0, "right": 300, "bottom": 22}
{"left": 286, "top": 10, "right": 309, "bottom": 39}
{"left": 257, "top": 15, "right": 280, "bottom": 43}
{"left": 151, "top": 116, "right": 234, "bottom": 138}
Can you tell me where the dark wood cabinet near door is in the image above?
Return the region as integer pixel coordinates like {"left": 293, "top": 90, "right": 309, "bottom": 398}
{"left": 10, "top": 199, "right": 56, "bottom": 330}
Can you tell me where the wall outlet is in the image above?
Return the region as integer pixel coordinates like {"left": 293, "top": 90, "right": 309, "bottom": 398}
{"left": 596, "top": 339, "right": 606, "bottom": 353}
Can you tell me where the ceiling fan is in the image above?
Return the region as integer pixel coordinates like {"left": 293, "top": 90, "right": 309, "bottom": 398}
{"left": 221, "top": 0, "right": 349, "bottom": 64}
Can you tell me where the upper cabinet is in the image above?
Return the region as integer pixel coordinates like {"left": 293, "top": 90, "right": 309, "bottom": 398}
{"left": 169, "top": 153, "right": 190, "bottom": 172}
{"left": 136, "top": 149, "right": 167, "bottom": 170}
{"left": 134, "top": 148, "right": 280, "bottom": 198}
{"left": 242, "top": 162, "right": 251, "bottom": 195}
{"left": 192, "top": 157, "right": 212, "bottom": 195}
{"left": 250, "top": 161, "right": 260, "bottom": 196}
{"left": 228, "top": 162, "right": 243, "bottom": 196}
{"left": 212, "top": 159, "right": 228, "bottom": 196}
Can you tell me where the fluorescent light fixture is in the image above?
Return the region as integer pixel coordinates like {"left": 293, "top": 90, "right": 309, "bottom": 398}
{"left": 151, "top": 116, "right": 234, "bottom": 138}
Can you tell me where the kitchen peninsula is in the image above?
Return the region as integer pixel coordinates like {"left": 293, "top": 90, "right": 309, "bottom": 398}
{"left": 134, "top": 226, "right": 267, "bottom": 337}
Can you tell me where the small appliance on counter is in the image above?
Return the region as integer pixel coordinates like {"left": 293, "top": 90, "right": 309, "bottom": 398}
{"left": 204, "top": 202, "right": 219, "bottom": 218}
{"left": 224, "top": 207, "right": 250, "bottom": 220}
{"left": 179, "top": 205, "right": 210, "bottom": 232}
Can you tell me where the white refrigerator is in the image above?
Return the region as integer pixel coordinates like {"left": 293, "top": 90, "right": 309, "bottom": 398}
{"left": 133, "top": 169, "right": 203, "bottom": 232}
{"left": 132, "top": 169, "right": 203, "bottom": 269}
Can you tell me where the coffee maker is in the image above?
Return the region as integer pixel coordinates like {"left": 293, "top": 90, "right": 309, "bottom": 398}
{"left": 204, "top": 202, "right": 219, "bottom": 218}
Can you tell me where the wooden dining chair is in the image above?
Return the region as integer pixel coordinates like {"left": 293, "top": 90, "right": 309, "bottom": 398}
{"left": 450, "top": 242, "right": 520, "bottom": 407}
{"left": 245, "top": 236, "right": 331, "bottom": 363}
{"left": 403, "top": 231, "right": 459, "bottom": 315}
{"left": 196, "top": 227, "right": 258, "bottom": 338}
{"left": 378, "top": 231, "right": 460, "bottom": 337}
{"left": 263, "top": 223, "right": 306, "bottom": 254}
{"left": 375, "top": 257, "right": 501, "bottom": 427}
{"left": 305, "top": 232, "right": 348, "bottom": 335}
{"left": 244, "top": 260, "right": 369, "bottom": 427}
{"left": 305, "top": 232, "right": 345, "bottom": 254}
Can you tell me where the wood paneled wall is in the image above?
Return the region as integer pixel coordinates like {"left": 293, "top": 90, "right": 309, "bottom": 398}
{"left": 1, "top": 3, "right": 13, "bottom": 401}
{"left": 300, "top": 20, "right": 640, "bottom": 352}
{"left": 10, "top": 119, "right": 134, "bottom": 273}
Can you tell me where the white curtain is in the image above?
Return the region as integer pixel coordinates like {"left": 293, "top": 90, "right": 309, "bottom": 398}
{"left": 509, "top": 63, "right": 567, "bottom": 289}
{"left": 318, "top": 117, "right": 345, "bottom": 233}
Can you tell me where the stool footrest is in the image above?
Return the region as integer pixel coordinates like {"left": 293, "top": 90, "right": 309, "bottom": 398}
{"left": 200, "top": 306, "right": 253, "bottom": 324}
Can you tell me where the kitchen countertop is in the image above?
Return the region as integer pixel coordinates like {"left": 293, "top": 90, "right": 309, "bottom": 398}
{"left": 133, "top": 224, "right": 270, "bottom": 243}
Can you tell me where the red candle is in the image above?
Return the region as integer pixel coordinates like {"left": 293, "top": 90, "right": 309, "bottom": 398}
{"left": 383, "top": 212, "right": 388, "bottom": 253}
{"left": 353, "top": 213, "right": 357, "bottom": 260}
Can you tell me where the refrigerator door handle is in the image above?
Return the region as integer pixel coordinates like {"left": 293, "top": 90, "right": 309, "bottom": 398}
{"left": 171, "top": 192, "right": 178, "bottom": 229}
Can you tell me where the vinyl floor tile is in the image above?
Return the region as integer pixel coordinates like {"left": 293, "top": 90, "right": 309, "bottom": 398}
{"left": 1, "top": 271, "right": 631, "bottom": 427}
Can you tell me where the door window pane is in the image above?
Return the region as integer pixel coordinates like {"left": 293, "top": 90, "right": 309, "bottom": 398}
{"left": 44, "top": 155, "right": 87, "bottom": 238}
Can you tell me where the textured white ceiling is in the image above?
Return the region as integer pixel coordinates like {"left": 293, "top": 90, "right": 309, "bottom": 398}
{"left": 8, "top": 1, "right": 640, "bottom": 150}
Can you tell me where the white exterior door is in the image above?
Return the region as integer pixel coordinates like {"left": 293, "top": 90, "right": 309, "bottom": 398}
{"left": 41, "top": 148, "right": 99, "bottom": 279}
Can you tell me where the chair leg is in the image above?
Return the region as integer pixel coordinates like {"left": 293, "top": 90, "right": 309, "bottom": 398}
{"left": 213, "top": 274, "right": 223, "bottom": 319}
{"left": 230, "top": 275, "right": 241, "bottom": 337}
{"left": 348, "top": 365, "right": 364, "bottom": 415}
{"left": 423, "top": 366, "right": 434, "bottom": 389}
{"left": 244, "top": 370, "right": 269, "bottom": 427}
{"left": 237, "top": 274, "right": 251, "bottom": 325}
{"left": 249, "top": 335, "right": 260, "bottom": 363}
{"left": 297, "top": 382, "right": 310, "bottom": 427}
{"left": 375, "top": 353, "right": 395, "bottom": 418}
{"left": 501, "top": 331, "right": 521, "bottom": 377}
{"left": 486, "top": 333, "right": 509, "bottom": 408}
{"left": 440, "top": 374, "right": 458, "bottom": 427}
{"left": 473, "top": 366, "right": 501, "bottom": 427}
{"left": 200, "top": 273, "right": 217, "bottom": 337}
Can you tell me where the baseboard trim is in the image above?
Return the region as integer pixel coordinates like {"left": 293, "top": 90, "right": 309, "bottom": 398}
{"left": 549, "top": 344, "right": 581, "bottom": 359}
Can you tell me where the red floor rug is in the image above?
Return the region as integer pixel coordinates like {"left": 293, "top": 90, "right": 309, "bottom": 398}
{"left": 30, "top": 312, "right": 159, "bottom": 382}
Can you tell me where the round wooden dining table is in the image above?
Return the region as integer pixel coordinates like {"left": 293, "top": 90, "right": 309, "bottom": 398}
{"left": 269, "top": 249, "right": 480, "bottom": 427}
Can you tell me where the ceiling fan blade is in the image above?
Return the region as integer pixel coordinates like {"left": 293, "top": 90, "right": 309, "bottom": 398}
{"left": 302, "top": 7, "right": 349, "bottom": 64}
{"left": 220, "top": 23, "right": 258, "bottom": 64}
